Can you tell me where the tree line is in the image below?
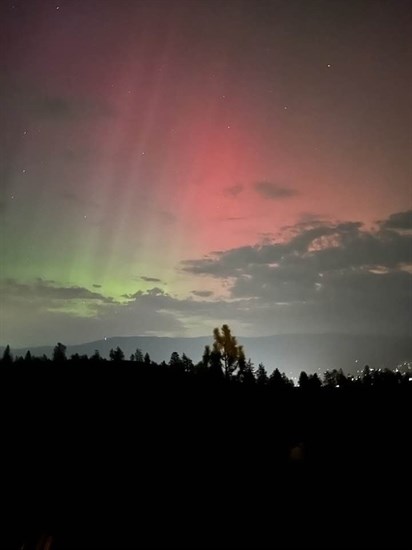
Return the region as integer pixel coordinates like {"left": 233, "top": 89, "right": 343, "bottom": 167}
{"left": 2, "top": 324, "right": 410, "bottom": 390}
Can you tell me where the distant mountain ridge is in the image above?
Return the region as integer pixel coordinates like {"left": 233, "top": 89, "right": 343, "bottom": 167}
{"left": 2, "top": 334, "right": 411, "bottom": 378}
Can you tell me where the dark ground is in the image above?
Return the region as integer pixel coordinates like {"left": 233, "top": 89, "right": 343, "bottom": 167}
{"left": 2, "top": 365, "right": 410, "bottom": 548}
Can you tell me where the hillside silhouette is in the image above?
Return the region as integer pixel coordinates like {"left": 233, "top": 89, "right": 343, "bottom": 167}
{"left": 2, "top": 326, "right": 411, "bottom": 549}
{"left": 3, "top": 332, "right": 411, "bottom": 378}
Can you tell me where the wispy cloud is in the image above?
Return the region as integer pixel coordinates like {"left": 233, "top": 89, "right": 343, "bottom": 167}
{"left": 254, "top": 181, "right": 297, "bottom": 199}
{"left": 191, "top": 290, "right": 213, "bottom": 297}
{"left": 380, "top": 209, "right": 412, "bottom": 230}
{"left": 140, "top": 276, "right": 163, "bottom": 283}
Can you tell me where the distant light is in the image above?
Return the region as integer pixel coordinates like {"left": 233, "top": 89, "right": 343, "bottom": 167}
{"left": 327, "top": 64, "right": 332, "bottom": 68}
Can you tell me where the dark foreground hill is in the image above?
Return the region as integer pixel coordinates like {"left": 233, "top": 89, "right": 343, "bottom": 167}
{"left": 3, "top": 333, "right": 412, "bottom": 376}
{"left": 2, "top": 362, "right": 411, "bottom": 549}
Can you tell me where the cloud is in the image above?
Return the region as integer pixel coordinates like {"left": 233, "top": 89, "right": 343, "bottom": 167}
{"left": 0, "top": 278, "right": 114, "bottom": 304}
{"left": 123, "top": 287, "right": 166, "bottom": 299}
{"left": 381, "top": 210, "right": 412, "bottom": 230}
{"left": 224, "top": 184, "right": 243, "bottom": 198}
{"left": 254, "top": 181, "right": 297, "bottom": 199}
{"left": 191, "top": 290, "right": 213, "bottom": 297}
{"left": 2, "top": 210, "right": 411, "bottom": 347}
{"left": 182, "top": 217, "right": 411, "bottom": 279}
{"left": 181, "top": 210, "right": 412, "bottom": 336}
{"left": 140, "top": 276, "right": 163, "bottom": 283}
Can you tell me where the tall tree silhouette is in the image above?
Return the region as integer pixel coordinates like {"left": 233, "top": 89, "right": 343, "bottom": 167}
{"left": 134, "top": 348, "right": 144, "bottom": 363}
{"left": 182, "top": 353, "right": 194, "bottom": 374}
{"left": 308, "top": 373, "right": 322, "bottom": 390}
{"left": 109, "top": 347, "right": 125, "bottom": 361}
{"left": 90, "top": 349, "right": 102, "bottom": 362}
{"left": 298, "top": 371, "right": 309, "bottom": 389}
{"left": 53, "top": 342, "right": 67, "bottom": 362}
{"left": 1, "top": 345, "right": 13, "bottom": 364}
{"left": 256, "top": 363, "right": 268, "bottom": 386}
{"left": 210, "top": 343, "right": 224, "bottom": 379}
{"left": 212, "top": 324, "right": 243, "bottom": 378}
{"left": 239, "top": 359, "right": 255, "bottom": 385}
{"left": 202, "top": 345, "right": 211, "bottom": 367}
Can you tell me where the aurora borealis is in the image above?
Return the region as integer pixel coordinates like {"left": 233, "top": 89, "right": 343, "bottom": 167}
{"left": 1, "top": 0, "right": 411, "bottom": 347}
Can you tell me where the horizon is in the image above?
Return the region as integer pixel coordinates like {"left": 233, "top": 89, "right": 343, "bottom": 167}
{"left": 3, "top": 329, "right": 411, "bottom": 349}
{"left": 3, "top": 330, "right": 411, "bottom": 379}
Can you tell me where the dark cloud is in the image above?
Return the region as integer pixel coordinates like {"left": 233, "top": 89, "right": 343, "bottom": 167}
{"left": 122, "top": 287, "right": 166, "bottom": 299}
{"left": 140, "top": 276, "right": 162, "bottom": 283}
{"left": 0, "top": 278, "right": 114, "bottom": 304}
{"left": 254, "top": 181, "right": 297, "bottom": 199}
{"left": 181, "top": 210, "right": 412, "bottom": 335}
{"left": 381, "top": 210, "right": 412, "bottom": 230}
{"left": 0, "top": 283, "right": 185, "bottom": 347}
{"left": 191, "top": 290, "right": 213, "bottom": 297}
{"left": 183, "top": 217, "right": 411, "bottom": 279}
{"left": 92, "top": 284, "right": 102, "bottom": 288}
{"left": 224, "top": 184, "right": 243, "bottom": 198}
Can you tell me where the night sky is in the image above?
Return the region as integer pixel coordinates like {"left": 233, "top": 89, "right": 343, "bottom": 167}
{"left": 1, "top": 0, "right": 411, "bottom": 347}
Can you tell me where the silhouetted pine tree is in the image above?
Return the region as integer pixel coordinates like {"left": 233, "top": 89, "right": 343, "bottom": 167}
{"left": 2, "top": 345, "right": 13, "bottom": 364}
{"left": 53, "top": 342, "right": 67, "bottom": 362}
{"left": 109, "top": 347, "right": 125, "bottom": 361}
